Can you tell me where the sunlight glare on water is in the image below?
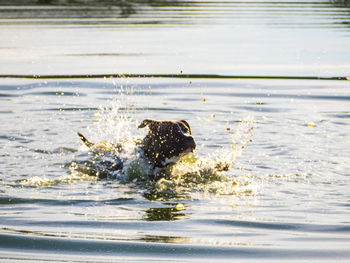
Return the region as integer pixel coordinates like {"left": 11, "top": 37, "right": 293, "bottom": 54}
{"left": 0, "top": 77, "right": 350, "bottom": 262}
{"left": 1, "top": 0, "right": 350, "bottom": 262}
{"left": 55, "top": 93, "right": 259, "bottom": 199}
{"left": 1, "top": 0, "right": 350, "bottom": 76}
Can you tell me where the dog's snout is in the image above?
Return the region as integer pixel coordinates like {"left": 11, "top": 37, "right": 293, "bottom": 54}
{"left": 186, "top": 135, "right": 196, "bottom": 152}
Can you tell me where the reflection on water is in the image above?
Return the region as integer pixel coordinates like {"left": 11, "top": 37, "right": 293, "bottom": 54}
{"left": 1, "top": 0, "right": 350, "bottom": 76}
{"left": 0, "top": 0, "right": 350, "bottom": 29}
{"left": 1, "top": 0, "right": 350, "bottom": 261}
{"left": 332, "top": 0, "right": 350, "bottom": 7}
{"left": 144, "top": 206, "right": 188, "bottom": 221}
{"left": 1, "top": 78, "right": 350, "bottom": 261}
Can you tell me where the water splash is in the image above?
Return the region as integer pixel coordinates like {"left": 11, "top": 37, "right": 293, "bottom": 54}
{"left": 20, "top": 167, "right": 97, "bottom": 187}
{"left": 81, "top": 104, "right": 257, "bottom": 199}
{"left": 149, "top": 117, "right": 257, "bottom": 199}
{"left": 21, "top": 94, "right": 258, "bottom": 199}
{"left": 85, "top": 88, "right": 141, "bottom": 145}
{"left": 215, "top": 116, "right": 256, "bottom": 165}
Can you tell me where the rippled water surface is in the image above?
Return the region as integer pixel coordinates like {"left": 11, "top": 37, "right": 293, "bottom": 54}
{"left": 1, "top": 1, "right": 350, "bottom": 262}
{"left": 1, "top": 0, "right": 350, "bottom": 76}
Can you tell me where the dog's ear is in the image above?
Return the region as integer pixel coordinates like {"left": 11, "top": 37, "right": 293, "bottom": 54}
{"left": 179, "top": 120, "right": 192, "bottom": 135}
{"left": 138, "top": 119, "right": 158, "bottom": 129}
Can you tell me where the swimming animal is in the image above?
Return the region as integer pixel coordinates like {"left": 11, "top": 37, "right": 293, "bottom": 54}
{"left": 78, "top": 119, "right": 197, "bottom": 180}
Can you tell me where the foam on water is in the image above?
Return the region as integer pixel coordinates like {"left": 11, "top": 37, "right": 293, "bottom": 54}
{"left": 20, "top": 170, "right": 97, "bottom": 187}
{"left": 21, "top": 95, "right": 258, "bottom": 199}
{"left": 151, "top": 117, "right": 258, "bottom": 199}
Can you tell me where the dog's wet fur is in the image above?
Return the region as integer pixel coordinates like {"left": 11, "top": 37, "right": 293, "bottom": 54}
{"left": 78, "top": 119, "right": 197, "bottom": 180}
{"left": 138, "top": 119, "right": 196, "bottom": 167}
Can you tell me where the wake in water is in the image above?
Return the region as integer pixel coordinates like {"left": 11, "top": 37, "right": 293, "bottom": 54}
{"left": 22, "top": 96, "right": 257, "bottom": 200}
{"left": 150, "top": 117, "right": 256, "bottom": 199}
{"left": 73, "top": 97, "right": 256, "bottom": 199}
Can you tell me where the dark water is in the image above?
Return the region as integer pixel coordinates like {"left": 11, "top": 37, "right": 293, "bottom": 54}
{"left": 1, "top": 1, "right": 350, "bottom": 262}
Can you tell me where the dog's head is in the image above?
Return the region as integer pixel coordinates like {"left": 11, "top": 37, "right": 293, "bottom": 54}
{"left": 138, "top": 119, "right": 196, "bottom": 167}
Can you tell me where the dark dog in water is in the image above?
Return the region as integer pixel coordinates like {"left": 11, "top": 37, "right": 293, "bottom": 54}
{"left": 138, "top": 119, "right": 196, "bottom": 167}
{"left": 78, "top": 119, "right": 196, "bottom": 180}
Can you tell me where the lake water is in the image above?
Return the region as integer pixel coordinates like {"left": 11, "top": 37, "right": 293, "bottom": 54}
{"left": 1, "top": 0, "right": 350, "bottom": 262}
